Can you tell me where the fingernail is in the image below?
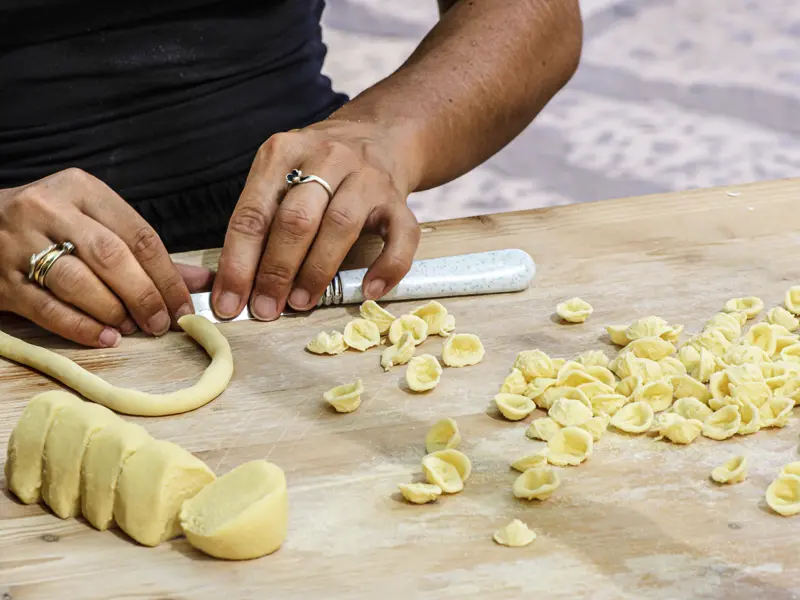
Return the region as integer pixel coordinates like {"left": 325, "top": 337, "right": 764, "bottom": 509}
{"left": 99, "top": 327, "right": 121, "bottom": 348}
{"left": 119, "top": 318, "right": 137, "bottom": 335}
{"left": 176, "top": 303, "right": 193, "bottom": 319}
{"left": 147, "top": 310, "right": 170, "bottom": 336}
{"left": 251, "top": 295, "right": 279, "bottom": 321}
{"left": 217, "top": 292, "right": 241, "bottom": 318}
{"left": 365, "top": 279, "right": 386, "bottom": 300}
{"left": 288, "top": 288, "right": 310, "bottom": 310}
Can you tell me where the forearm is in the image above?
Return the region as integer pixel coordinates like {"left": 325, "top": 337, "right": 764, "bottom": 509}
{"left": 331, "top": 0, "right": 582, "bottom": 192}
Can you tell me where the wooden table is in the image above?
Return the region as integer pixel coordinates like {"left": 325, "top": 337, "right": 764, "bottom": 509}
{"left": 2, "top": 179, "right": 800, "bottom": 599}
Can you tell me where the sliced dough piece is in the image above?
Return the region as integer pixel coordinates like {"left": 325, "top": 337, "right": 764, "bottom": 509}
{"left": 525, "top": 417, "right": 562, "bottom": 441}
{"left": 493, "top": 519, "right": 536, "bottom": 547}
{"left": 510, "top": 453, "right": 548, "bottom": 472}
{"left": 5, "top": 391, "right": 82, "bottom": 504}
{"left": 411, "top": 301, "right": 449, "bottom": 335}
{"left": 0, "top": 315, "right": 233, "bottom": 417}
{"left": 306, "top": 331, "right": 347, "bottom": 355}
{"left": 556, "top": 297, "right": 593, "bottom": 323}
{"left": 359, "top": 300, "right": 395, "bottom": 334}
{"left": 548, "top": 397, "right": 592, "bottom": 427}
{"left": 323, "top": 380, "right": 364, "bottom": 413}
{"left": 766, "top": 474, "right": 800, "bottom": 516}
{"left": 425, "top": 418, "right": 461, "bottom": 453}
{"left": 544, "top": 426, "right": 593, "bottom": 467}
{"left": 702, "top": 405, "right": 741, "bottom": 441}
{"left": 724, "top": 296, "right": 764, "bottom": 319}
{"left": 406, "top": 355, "right": 443, "bottom": 392}
{"left": 115, "top": 439, "right": 215, "bottom": 547}
{"left": 610, "top": 401, "right": 654, "bottom": 434}
{"left": 398, "top": 483, "right": 442, "bottom": 504}
{"left": 494, "top": 393, "right": 536, "bottom": 421}
{"left": 179, "top": 460, "right": 287, "bottom": 560}
{"left": 512, "top": 467, "right": 560, "bottom": 500}
{"left": 442, "top": 333, "right": 485, "bottom": 367}
{"left": 41, "top": 402, "right": 118, "bottom": 519}
{"left": 500, "top": 368, "right": 527, "bottom": 395}
{"left": 388, "top": 315, "right": 428, "bottom": 346}
{"left": 80, "top": 420, "right": 152, "bottom": 531}
{"left": 343, "top": 318, "right": 380, "bottom": 351}
{"left": 421, "top": 449, "right": 471, "bottom": 494}
{"left": 710, "top": 455, "right": 748, "bottom": 484}
{"left": 380, "top": 332, "right": 415, "bottom": 371}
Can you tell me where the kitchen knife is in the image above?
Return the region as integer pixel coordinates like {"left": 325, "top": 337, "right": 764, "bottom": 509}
{"left": 190, "top": 248, "right": 536, "bottom": 323}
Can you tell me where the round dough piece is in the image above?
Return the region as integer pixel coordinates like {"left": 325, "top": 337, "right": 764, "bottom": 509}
{"left": 343, "top": 318, "right": 380, "bottom": 351}
{"left": 359, "top": 300, "right": 396, "bottom": 334}
{"left": 494, "top": 393, "right": 536, "bottom": 421}
{"left": 398, "top": 483, "right": 442, "bottom": 504}
{"left": 610, "top": 401, "right": 654, "bottom": 434}
{"left": 80, "top": 420, "right": 152, "bottom": 531}
{"left": 180, "top": 460, "right": 287, "bottom": 560}
{"left": 425, "top": 418, "right": 461, "bottom": 453}
{"left": 702, "top": 405, "right": 741, "bottom": 441}
{"left": 115, "top": 440, "right": 216, "bottom": 547}
{"left": 421, "top": 449, "right": 471, "bottom": 494}
{"left": 389, "top": 314, "right": 428, "bottom": 346}
{"left": 5, "top": 391, "right": 82, "bottom": 505}
{"left": 493, "top": 519, "right": 536, "bottom": 547}
{"left": 766, "top": 473, "right": 800, "bottom": 516}
{"left": 41, "top": 401, "right": 118, "bottom": 519}
{"left": 306, "top": 331, "right": 347, "bottom": 355}
{"left": 556, "top": 297, "right": 593, "bottom": 323}
{"left": 512, "top": 467, "right": 560, "bottom": 500}
{"left": 411, "top": 301, "right": 449, "bottom": 336}
{"left": 545, "top": 426, "right": 593, "bottom": 466}
{"left": 323, "top": 380, "right": 364, "bottom": 413}
{"left": 710, "top": 455, "right": 748, "bottom": 484}
{"left": 0, "top": 314, "right": 234, "bottom": 417}
{"left": 441, "top": 333, "right": 485, "bottom": 367}
{"left": 406, "top": 355, "right": 443, "bottom": 392}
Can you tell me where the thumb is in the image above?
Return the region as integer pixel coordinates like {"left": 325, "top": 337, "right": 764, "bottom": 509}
{"left": 175, "top": 263, "right": 216, "bottom": 293}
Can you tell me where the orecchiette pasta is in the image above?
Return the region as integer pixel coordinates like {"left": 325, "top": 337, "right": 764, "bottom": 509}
{"left": 766, "top": 306, "right": 800, "bottom": 332}
{"left": 785, "top": 286, "right": 800, "bottom": 315}
{"left": 494, "top": 393, "right": 536, "bottom": 421}
{"left": 306, "top": 331, "right": 347, "bottom": 355}
{"left": 523, "top": 377, "right": 557, "bottom": 404}
{"left": 671, "top": 396, "right": 713, "bottom": 421}
{"left": 633, "top": 380, "right": 674, "bottom": 412}
{"left": 606, "top": 324, "right": 631, "bottom": 346}
{"left": 388, "top": 314, "right": 428, "bottom": 346}
{"left": 512, "top": 467, "right": 561, "bottom": 500}
{"left": 380, "top": 331, "right": 416, "bottom": 371}
{"left": 724, "top": 296, "right": 764, "bottom": 319}
{"left": 323, "top": 379, "right": 364, "bottom": 413}
{"left": 765, "top": 473, "right": 800, "bottom": 516}
{"left": 514, "top": 350, "right": 556, "bottom": 380}
{"left": 577, "top": 414, "right": 610, "bottom": 441}
{"left": 576, "top": 350, "right": 610, "bottom": 368}
{"left": 441, "top": 333, "right": 485, "bottom": 367}
{"left": 405, "top": 354, "right": 443, "bottom": 392}
{"left": 589, "top": 393, "right": 628, "bottom": 417}
{"left": 651, "top": 413, "right": 703, "bottom": 445}
{"left": 493, "top": 519, "right": 537, "bottom": 547}
{"left": 548, "top": 397, "right": 593, "bottom": 427}
{"left": 500, "top": 368, "right": 527, "bottom": 395}
{"left": 425, "top": 418, "right": 461, "bottom": 453}
{"left": 525, "top": 417, "right": 562, "bottom": 441}
{"left": 556, "top": 297, "right": 593, "bottom": 323}
{"left": 626, "top": 337, "right": 676, "bottom": 361}
{"left": 544, "top": 426, "right": 593, "bottom": 466}
{"left": 670, "top": 374, "right": 712, "bottom": 403}
{"left": 710, "top": 455, "right": 748, "bottom": 484}
{"left": 411, "top": 300, "right": 449, "bottom": 336}
{"left": 510, "top": 453, "right": 548, "bottom": 472}
{"left": 610, "top": 401, "right": 654, "bottom": 434}
{"left": 359, "top": 300, "right": 396, "bottom": 334}
{"left": 440, "top": 314, "right": 456, "bottom": 337}
{"left": 421, "top": 449, "right": 471, "bottom": 494}
{"left": 702, "top": 405, "right": 741, "bottom": 440}
{"left": 343, "top": 318, "right": 381, "bottom": 351}
{"left": 398, "top": 483, "right": 442, "bottom": 504}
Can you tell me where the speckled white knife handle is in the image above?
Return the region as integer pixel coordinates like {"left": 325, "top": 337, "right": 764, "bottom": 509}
{"left": 319, "top": 249, "right": 535, "bottom": 305}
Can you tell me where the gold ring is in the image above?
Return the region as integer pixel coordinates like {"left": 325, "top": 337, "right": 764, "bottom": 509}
{"left": 28, "top": 241, "right": 76, "bottom": 288}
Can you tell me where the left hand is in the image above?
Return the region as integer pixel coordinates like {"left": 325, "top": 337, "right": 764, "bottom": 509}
{"left": 210, "top": 120, "right": 421, "bottom": 321}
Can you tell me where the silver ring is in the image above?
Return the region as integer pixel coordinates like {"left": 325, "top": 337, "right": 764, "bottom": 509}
{"left": 285, "top": 169, "right": 334, "bottom": 200}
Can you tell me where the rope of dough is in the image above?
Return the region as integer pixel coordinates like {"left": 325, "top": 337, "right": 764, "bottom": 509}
{"left": 0, "top": 314, "right": 233, "bottom": 417}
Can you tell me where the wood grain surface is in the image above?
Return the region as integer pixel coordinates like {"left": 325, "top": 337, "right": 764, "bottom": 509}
{"left": 2, "top": 179, "right": 800, "bottom": 599}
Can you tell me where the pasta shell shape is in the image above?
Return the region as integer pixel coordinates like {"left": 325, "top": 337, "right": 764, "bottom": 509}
{"left": 493, "top": 519, "right": 537, "bottom": 547}
{"left": 578, "top": 380, "right": 615, "bottom": 401}
{"left": 495, "top": 393, "right": 536, "bottom": 421}
{"left": 422, "top": 449, "right": 471, "bottom": 493}
{"left": 730, "top": 381, "right": 771, "bottom": 407}
{"left": 405, "top": 354, "right": 442, "bottom": 392}
{"left": 425, "top": 418, "right": 461, "bottom": 453}
{"left": 537, "top": 386, "right": 590, "bottom": 411}
{"left": 548, "top": 397, "right": 593, "bottom": 427}
{"left": 398, "top": 483, "right": 441, "bottom": 504}
{"left": 576, "top": 350, "right": 609, "bottom": 368}
{"left": 742, "top": 323, "right": 778, "bottom": 356}
{"left": 306, "top": 331, "right": 347, "bottom": 355}
{"left": 626, "top": 316, "right": 671, "bottom": 341}
{"left": 343, "top": 319, "right": 381, "bottom": 351}
{"left": 765, "top": 474, "right": 800, "bottom": 516}
{"left": 659, "top": 357, "right": 687, "bottom": 377}
{"left": 724, "top": 296, "right": 764, "bottom": 319}
{"left": 610, "top": 401, "right": 654, "bottom": 434}
{"left": 525, "top": 417, "right": 562, "bottom": 441}
{"left": 785, "top": 286, "right": 800, "bottom": 315}
{"left": 711, "top": 455, "right": 748, "bottom": 484}
{"left": 381, "top": 332, "right": 416, "bottom": 371}
{"left": 323, "top": 379, "right": 364, "bottom": 413}
{"left": 652, "top": 413, "right": 703, "bottom": 445}
{"left": 510, "top": 453, "right": 548, "bottom": 472}
{"left": 633, "top": 380, "right": 674, "bottom": 412}
{"left": 514, "top": 350, "right": 556, "bottom": 380}
{"left": 578, "top": 414, "right": 610, "bottom": 441}
{"left": 523, "top": 377, "right": 557, "bottom": 403}
{"left": 626, "top": 336, "right": 676, "bottom": 361}
{"left": 388, "top": 314, "right": 428, "bottom": 346}
{"left": 760, "top": 397, "right": 794, "bottom": 428}
{"left": 545, "top": 426, "right": 593, "bottom": 466}
{"left": 411, "top": 300, "right": 449, "bottom": 335}
{"left": 442, "top": 333, "right": 485, "bottom": 367}
{"left": 590, "top": 393, "right": 628, "bottom": 417}
{"left": 702, "top": 405, "right": 741, "bottom": 440}
{"left": 606, "top": 325, "right": 631, "bottom": 346}
{"left": 670, "top": 374, "right": 712, "bottom": 403}
{"left": 439, "top": 314, "right": 456, "bottom": 337}
{"left": 359, "top": 300, "right": 396, "bottom": 334}
{"left": 672, "top": 397, "right": 713, "bottom": 421}
{"left": 500, "top": 368, "right": 528, "bottom": 395}
{"left": 556, "top": 297, "right": 593, "bottom": 323}
{"left": 512, "top": 467, "right": 561, "bottom": 500}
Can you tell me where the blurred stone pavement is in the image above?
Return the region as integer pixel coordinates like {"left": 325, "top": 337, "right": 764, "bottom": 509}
{"left": 320, "top": 0, "right": 800, "bottom": 222}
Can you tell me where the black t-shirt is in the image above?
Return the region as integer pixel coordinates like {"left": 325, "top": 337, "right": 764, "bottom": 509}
{"left": 0, "top": 0, "right": 348, "bottom": 201}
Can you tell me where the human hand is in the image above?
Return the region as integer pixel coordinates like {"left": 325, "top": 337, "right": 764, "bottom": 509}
{"left": 211, "top": 120, "right": 421, "bottom": 321}
{"left": 0, "top": 169, "right": 195, "bottom": 347}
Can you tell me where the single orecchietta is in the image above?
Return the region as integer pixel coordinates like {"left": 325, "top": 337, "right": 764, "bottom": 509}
{"left": 766, "top": 470, "right": 800, "bottom": 516}
{"left": 343, "top": 319, "right": 381, "bottom": 351}
{"left": 525, "top": 417, "right": 562, "bottom": 441}
{"left": 381, "top": 332, "right": 415, "bottom": 371}
{"left": 323, "top": 379, "right": 364, "bottom": 413}
{"left": 405, "top": 355, "right": 443, "bottom": 392}
{"left": 389, "top": 314, "right": 429, "bottom": 346}
{"left": 425, "top": 418, "right": 461, "bottom": 453}
{"left": 723, "top": 296, "right": 764, "bottom": 319}
{"left": 543, "top": 426, "right": 593, "bottom": 466}
{"left": 494, "top": 393, "right": 536, "bottom": 421}
{"left": 398, "top": 483, "right": 442, "bottom": 504}
{"left": 556, "top": 297, "right": 593, "bottom": 323}
{"left": 306, "top": 331, "right": 347, "bottom": 355}
{"left": 421, "top": 449, "right": 471, "bottom": 494}
{"left": 442, "top": 333, "right": 485, "bottom": 367}
{"left": 411, "top": 301, "right": 449, "bottom": 336}
{"left": 493, "top": 519, "right": 536, "bottom": 547}
{"left": 610, "top": 401, "right": 654, "bottom": 434}
{"left": 359, "top": 300, "right": 396, "bottom": 334}
{"left": 510, "top": 453, "right": 548, "bottom": 472}
{"left": 512, "top": 466, "right": 560, "bottom": 500}
{"left": 710, "top": 455, "right": 748, "bottom": 484}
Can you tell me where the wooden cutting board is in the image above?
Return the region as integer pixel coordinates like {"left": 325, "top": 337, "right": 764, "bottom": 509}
{"left": 2, "top": 179, "right": 800, "bottom": 599}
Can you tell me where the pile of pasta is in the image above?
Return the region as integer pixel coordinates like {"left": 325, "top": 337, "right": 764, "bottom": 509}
{"left": 306, "top": 300, "right": 485, "bottom": 412}
{"left": 496, "top": 291, "right": 800, "bottom": 519}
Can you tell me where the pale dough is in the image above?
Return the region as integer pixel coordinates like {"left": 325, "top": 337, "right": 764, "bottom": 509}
{"left": 359, "top": 300, "right": 396, "bottom": 334}
{"left": 500, "top": 368, "right": 527, "bottom": 395}
{"left": 441, "top": 333, "right": 485, "bottom": 367}
{"left": 422, "top": 449, "right": 471, "bottom": 494}
{"left": 380, "top": 331, "right": 415, "bottom": 371}
{"left": 702, "top": 405, "right": 741, "bottom": 440}
{"left": 342, "top": 318, "right": 380, "bottom": 351}
{"left": 723, "top": 296, "right": 764, "bottom": 319}
{"left": 440, "top": 314, "right": 456, "bottom": 337}
{"left": 785, "top": 286, "right": 800, "bottom": 315}
{"left": 0, "top": 314, "right": 233, "bottom": 417}
{"left": 494, "top": 393, "right": 536, "bottom": 421}
{"left": 5, "top": 391, "right": 82, "bottom": 504}
{"left": 323, "top": 380, "right": 364, "bottom": 413}
{"left": 388, "top": 314, "right": 428, "bottom": 346}
{"left": 671, "top": 397, "right": 713, "bottom": 421}
{"left": 626, "top": 337, "right": 676, "bottom": 361}
{"left": 115, "top": 439, "right": 215, "bottom": 547}
{"left": 578, "top": 414, "right": 610, "bottom": 441}
{"left": 398, "top": 483, "right": 442, "bottom": 504}
{"left": 41, "top": 401, "right": 118, "bottom": 518}
{"left": 658, "top": 357, "right": 687, "bottom": 377}
{"left": 512, "top": 466, "right": 560, "bottom": 500}
{"left": 411, "top": 300, "right": 449, "bottom": 335}
{"left": 633, "top": 380, "right": 674, "bottom": 413}
{"left": 589, "top": 393, "right": 628, "bottom": 417}
{"left": 514, "top": 350, "right": 556, "bottom": 380}
{"left": 544, "top": 426, "right": 593, "bottom": 467}
{"left": 405, "top": 355, "right": 443, "bottom": 392}
{"left": 179, "top": 459, "right": 287, "bottom": 560}
{"left": 306, "top": 331, "right": 347, "bottom": 355}
{"left": 510, "top": 453, "right": 548, "bottom": 472}
{"left": 651, "top": 413, "right": 703, "bottom": 445}
{"left": 493, "top": 519, "right": 536, "bottom": 547}
{"left": 670, "top": 374, "right": 712, "bottom": 403}
{"left": 710, "top": 455, "right": 748, "bottom": 484}
{"left": 80, "top": 420, "right": 152, "bottom": 530}
{"left": 610, "top": 401, "right": 654, "bottom": 434}
{"left": 425, "top": 418, "right": 461, "bottom": 453}
{"left": 576, "top": 350, "right": 609, "bottom": 368}
{"left": 766, "top": 473, "right": 800, "bottom": 516}
{"left": 556, "top": 297, "right": 593, "bottom": 323}
{"left": 548, "top": 397, "right": 592, "bottom": 427}
{"left": 737, "top": 400, "right": 762, "bottom": 435}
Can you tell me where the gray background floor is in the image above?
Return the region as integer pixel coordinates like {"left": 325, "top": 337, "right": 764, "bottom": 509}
{"left": 320, "top": 0, "right": 800, "bottom": 223}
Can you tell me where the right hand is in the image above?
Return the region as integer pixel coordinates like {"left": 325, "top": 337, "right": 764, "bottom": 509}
{"left": 0, "top": 168, "right": 200, "bottom": 348}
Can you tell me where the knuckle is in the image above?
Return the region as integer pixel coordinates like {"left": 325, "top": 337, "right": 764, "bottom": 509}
{"left": 255, "top": 262, "right": 295, "bottom": 289}
{"left": 70, "top": 316, "right": 97, "bottom": 343}
{"left": 228, "top": 205, "right": 270, "bottom": 240}
{"left": 129, "top": 226, "right": 163, "bottom": 262}
{"left": 59, "top": 167, "right": 92, "bottom": 185}
{"left": 301, "top": 260, "right": 332, "bottom": 290}
{"left": 383, "top": 253, "right": 413, "bottom": 277}
{"left": 258, "top": 132, "right": 295, "bottom": 160}
{"left": 134, "top": 285, "right": 163, "bottom": 313}
{"left": 35, "top": 295, "right": 62, "bottom": 323}
{"left": 325, "top": 206, "right": 358, "bottom": 232}
{"left": 318, "top": 139, "right": 352, "bottom": 164}
{"left": 277, "top": 206, "right": 315, "bottom": 238}
{"left": 87, "top": 233, "right": 128, "bottom": 270}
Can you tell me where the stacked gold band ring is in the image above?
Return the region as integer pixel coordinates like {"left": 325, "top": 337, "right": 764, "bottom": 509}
{"left": 27, "top": 241, "right": 76, "bottom": 288}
